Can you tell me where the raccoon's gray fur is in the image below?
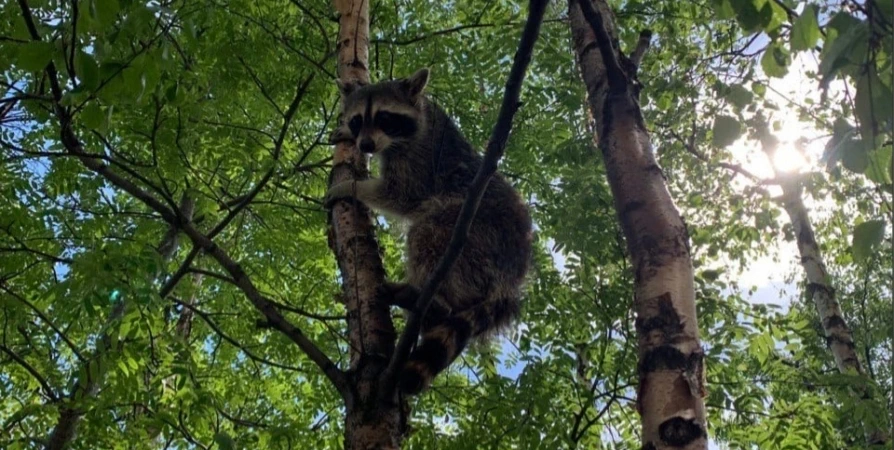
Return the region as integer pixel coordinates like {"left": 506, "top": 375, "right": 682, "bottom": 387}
{"left": 326, "top": 68, "right": 533, "bottom": 395}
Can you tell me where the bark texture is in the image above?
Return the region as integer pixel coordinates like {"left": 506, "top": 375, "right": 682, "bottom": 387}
{"left": 778, "top": 177, "right": 888, "bottom": 445}
{"left": 329, "top": 0, "right": 402, "bottom": 447}
{"left": 567, "top": 0, "right": 707, "bottom": 448}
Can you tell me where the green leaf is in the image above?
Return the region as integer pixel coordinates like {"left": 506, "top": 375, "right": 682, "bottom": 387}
{"left": 712, "top": 0, "right": 736, "bottom": 19}
{"left": 890, "top": 149, "right": 894, "bottom": 183}
{"left": 840, "top": 138, "right": 869, "bottom": 173}
{"left": 852, "top": 220, "right": 886, "bottom": 263}
{"left": 80, "top": 103, "right": 105, "bottom": 130}
{"left": 758, "top": 0, "right": 786, "bottom": 34}
{"left": 76, "top": 1, "right": 96, "bottom": 33}
{"left": 213, "top": 432, "right": 237, "bottom": 450}
{"left": 726, "top": 84, "right": 754, "bottom": 110}
{"left": 657, "top": 93, "right": 672, "bottom": 110}
{"left": 819, "top": 20, "right": 870, "bottom": 84}
{"left": 866, "top": 146, "right": 893, "bottom": 184}
{"left": 877, "top": 0, "right": 894, "bottom": 25}
{"left": 93, "top": 0, "right": 121, "bottom": 27}
{"left": 121, "top": 66, "right": 151, "bottom": 102}
{"left": 165, "top": 82, "right": 180, "bottom": 104}
{"left": 731, "top": 0, "right": 763, "bottom": 32}
{"left": 75, "top": 51, "right": 101, "bottom": 90}
{"left": 761, "top": 43, "right": 790, "bottom": 78}
{"left": 96, "top": 62, "right": 127, "bottom": 102}
{"left": 712, "top": 115, "right": 742, "bottom": 148}
{"left": 855, "top": 71, "right": 894, "bottom": 147}
{"left": 16, "top": 41, "right": 55, "bottom": 72}
{"left": 791, "top": 5, "right": 820, "bottom": 51}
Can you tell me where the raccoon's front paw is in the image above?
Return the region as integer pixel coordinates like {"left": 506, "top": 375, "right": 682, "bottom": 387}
{"left": 324, "top": 181, "right": 355, "bottom": 209}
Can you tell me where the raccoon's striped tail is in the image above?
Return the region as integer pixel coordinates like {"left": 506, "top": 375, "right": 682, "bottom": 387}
{"left": 398, "top": 297, "right": 520, "bottom": 395}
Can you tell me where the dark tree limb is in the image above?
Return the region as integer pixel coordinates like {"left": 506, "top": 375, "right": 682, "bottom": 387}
{"left": 0, "top": 285, "right": 85, "bottom": 364}
{"left": 171, "top": 298, "right": 308, "bottom": 373}
{"left": 381, "top": 0, "right": 550, "bottom": 398}
{"left": 177, "top": 221, "right": 351, "bottom": 397}
{"left": 0, "top": 344, "right": 57, "bottom": 402}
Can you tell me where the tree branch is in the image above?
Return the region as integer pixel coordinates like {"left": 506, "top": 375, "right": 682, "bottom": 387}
{"left": 185, "top": 268, "right": 345, "bottom": 322}
{"left": 171, "top": 298, "right": 308, "bottom": 373}
{"left": 669, "top": 129, "right": 767, "bottom": 185}
{"left": 206, "top": 75, "right": 315, "bottom": 240}
{"left": 178, "top": 221, "right": 350, "bottom": 398}
{"left": 0, "top": 284, "right": 85, "bottom": 364}
{"left": 382, "top": 0, "right": 549, "bottom": 398}
{"left": 0, "top": 344, "right": 57, "bottom": 402}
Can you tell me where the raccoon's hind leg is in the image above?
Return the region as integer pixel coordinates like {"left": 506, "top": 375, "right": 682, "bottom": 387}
{"left": 379, "top": 282, "right": 452, "bottom": 319}
{"left": 378, "top": 282, "right": 419, "bottom": 309}
{"left": 398, "top": 296, "right": 520, "bottom": 395}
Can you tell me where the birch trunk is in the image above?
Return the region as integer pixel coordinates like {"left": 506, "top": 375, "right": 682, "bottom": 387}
{"left": 777, "top": 177, "right": 888, "bottom": 445}
{"left": 329, "top": 0, "right": 403, "bottom": 447}
{"left": 567, "top": 0, "right": 708, "bottom": 448}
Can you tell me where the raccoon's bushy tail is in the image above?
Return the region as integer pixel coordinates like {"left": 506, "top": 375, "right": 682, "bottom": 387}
{"left": 399, "top": 297, "right": 520, "bottom": 395}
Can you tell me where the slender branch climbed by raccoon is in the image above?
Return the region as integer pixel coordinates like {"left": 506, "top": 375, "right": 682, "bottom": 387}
{"left": 379, "top": 0, "right": 550, "bottom": 399}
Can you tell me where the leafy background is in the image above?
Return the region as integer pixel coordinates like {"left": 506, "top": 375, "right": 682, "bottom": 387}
{"left": 0, "top": 0, "right": 890, "bottom": 448}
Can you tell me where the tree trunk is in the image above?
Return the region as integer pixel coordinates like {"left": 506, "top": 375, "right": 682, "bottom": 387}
{"left": 567, "top": 0, "right": 708, "bottom": 448}
{"left": 777, "top": 177, "right": 889, "bottom": 445}
{"left": 329, "top": 0, "right": 403, "bottom": 447}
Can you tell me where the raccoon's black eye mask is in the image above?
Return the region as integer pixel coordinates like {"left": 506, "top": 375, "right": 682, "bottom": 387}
{"left": 347, "top": 112, "right": 417, "bottom": 138}
{"left": 375, "top": 111, "right": 417, "bottom": 138}
{"left": 348, "top": 115, "right": 362, "bottom": 136}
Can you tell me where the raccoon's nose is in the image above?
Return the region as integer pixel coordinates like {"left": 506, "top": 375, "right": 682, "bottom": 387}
{"left": 359, "top": 138, "right": 375, "bottom": 153}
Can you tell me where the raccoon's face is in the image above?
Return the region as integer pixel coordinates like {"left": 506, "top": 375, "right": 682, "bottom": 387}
{"left": 336, "top": 68, "right": 430, "bottom": 155}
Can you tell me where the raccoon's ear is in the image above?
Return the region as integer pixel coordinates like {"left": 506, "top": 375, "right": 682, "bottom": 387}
{"left": 336, "top": 78, "right": 358, "bottom": 97}
{"left": 402, "top": 68, "right": 430, "bottom": 98}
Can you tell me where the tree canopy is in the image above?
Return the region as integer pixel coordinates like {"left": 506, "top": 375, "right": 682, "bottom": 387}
{"left": 0, "top": 0, "right": 890, "bottom": 448}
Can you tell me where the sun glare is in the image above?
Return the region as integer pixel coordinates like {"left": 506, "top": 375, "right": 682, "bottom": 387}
{"left": 772, "top": 144, "right": 809, "bottom": 173}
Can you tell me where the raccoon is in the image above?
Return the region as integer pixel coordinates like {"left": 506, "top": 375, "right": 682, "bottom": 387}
{"left": 326, "top": 68, "right": 533, "bottom": 395}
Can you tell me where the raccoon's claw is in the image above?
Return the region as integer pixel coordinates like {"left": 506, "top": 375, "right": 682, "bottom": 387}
{"left": 324, "top": 181, "right": 354, "bottom": 209}
{"left": 329, "top": 128, "right": 353, "bottom": 145}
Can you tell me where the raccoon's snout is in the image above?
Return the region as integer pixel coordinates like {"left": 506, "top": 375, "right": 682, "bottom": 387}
{"left": 359, "top": 138, "right": 376, "bottom": 154}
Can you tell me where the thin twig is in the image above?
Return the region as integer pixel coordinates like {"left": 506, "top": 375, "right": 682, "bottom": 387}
{"left": 172, "top": 298, "right": 308, "bottom": 373}
{"left": 0, "top": 344, "right": 58, "bottom": 401}
{"left": 178, "top": 221, "right": 350, "bottom": 398}
{"left": 0, "top": 284, "right": 85, "bottom": 363}
{"left": 207, "top": 75, "right": 315, "bottom": 240}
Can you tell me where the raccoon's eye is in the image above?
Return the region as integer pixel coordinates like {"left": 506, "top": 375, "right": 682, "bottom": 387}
{"left": 375, "top": 111, "right": 417, "bottom": 137}
{"left": 348, "top": 115, "right": 362, "bottom": 136}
